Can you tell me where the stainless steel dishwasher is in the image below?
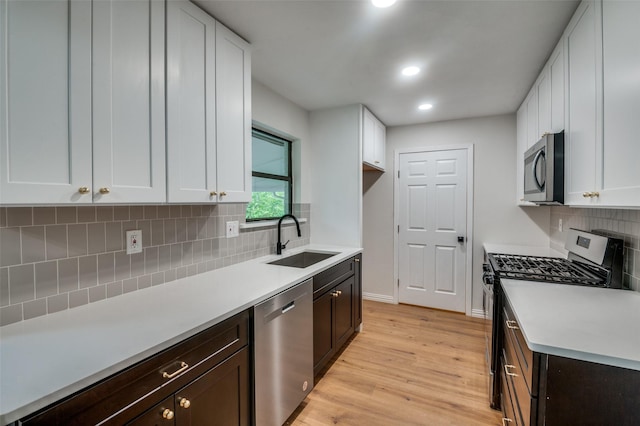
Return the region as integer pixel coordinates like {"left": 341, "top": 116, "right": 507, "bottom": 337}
{"left": 254, "top": 279, "right": 313, "bottom": 426}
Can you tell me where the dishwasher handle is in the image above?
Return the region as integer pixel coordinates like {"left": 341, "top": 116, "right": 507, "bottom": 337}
{"left": 260, "top": 296, "right": 301, "bottom": 324}
{"left": 281, "top": 301, "right": 295, "bottom": 314}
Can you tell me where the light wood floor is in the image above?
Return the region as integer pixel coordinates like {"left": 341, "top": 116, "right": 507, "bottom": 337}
{"left": 286, "top": 300, "right": 503, "bottom": 426}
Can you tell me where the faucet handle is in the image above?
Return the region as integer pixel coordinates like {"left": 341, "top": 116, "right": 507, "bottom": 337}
{"left": 281, "top": 240, "right": 290, "bottom": 250}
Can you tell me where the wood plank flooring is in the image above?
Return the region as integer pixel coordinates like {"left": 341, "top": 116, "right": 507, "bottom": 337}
{"left": 286, "top": 301, "right": 503, "bottom": 426}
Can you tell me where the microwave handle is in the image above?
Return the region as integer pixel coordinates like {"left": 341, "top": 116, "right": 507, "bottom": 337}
{"left": 532, "top": 150, "right": 546, "bottom": 191}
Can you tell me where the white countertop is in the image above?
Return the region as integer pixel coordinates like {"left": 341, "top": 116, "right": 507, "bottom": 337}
{"left": 483, "top": 243, "right": 566, "bottom": 258}
{"left": 502, "top": 280, "right": 640, "bottom": 371}
{"left": 0, "top": 244, "right": 362, "bottom": 425}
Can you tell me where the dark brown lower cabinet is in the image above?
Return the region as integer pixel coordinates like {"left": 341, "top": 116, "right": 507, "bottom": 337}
{"left": 313, "top": 254, "right": 362, "bottom": 377}
{"left": 20, "top": 310, "right": 251, "bottom": 426}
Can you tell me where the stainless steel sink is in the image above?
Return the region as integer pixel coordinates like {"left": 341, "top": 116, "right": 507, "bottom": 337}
{"left": 267, "top": 251, "right": 338, "bottom": 268}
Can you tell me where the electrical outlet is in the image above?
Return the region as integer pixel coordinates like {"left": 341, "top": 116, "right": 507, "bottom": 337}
{"left": 126, "top": 230, "right": 143, "bottom": 254}
{"left": 226, "top": 221, "right": 239, "bottom": 238}
{"left": 559, "top": 218, "right": 563, "bottom": 232}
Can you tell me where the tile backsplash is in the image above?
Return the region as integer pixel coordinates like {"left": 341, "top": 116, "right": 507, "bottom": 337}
{"left": 549, "top": 207, "right": 640, "bottom": 291}
{"left": 0, "top": 204, "right": 310, "bottom": 326}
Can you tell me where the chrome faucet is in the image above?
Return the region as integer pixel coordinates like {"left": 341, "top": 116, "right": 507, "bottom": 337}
{"left": 276, "top": 214, "right": 301, "bottom": 255}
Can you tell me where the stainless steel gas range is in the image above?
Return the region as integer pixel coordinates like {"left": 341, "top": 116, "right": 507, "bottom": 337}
{"left": 482, "top": 228, "right": 625, "bottom": 409}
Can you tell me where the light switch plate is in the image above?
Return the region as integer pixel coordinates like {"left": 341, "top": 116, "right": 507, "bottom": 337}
{"left": 126, "top": 230, "right": 143, "bottom": 254}
{"left": 226, "top": 221, "right": 239, "bottom": 238}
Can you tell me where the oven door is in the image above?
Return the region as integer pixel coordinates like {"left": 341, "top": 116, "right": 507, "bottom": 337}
{"left": 482, "top": 265, "right": 498, "bottom": 408}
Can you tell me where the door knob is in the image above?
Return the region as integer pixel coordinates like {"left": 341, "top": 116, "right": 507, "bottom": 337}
{"left": 457, "top": 236, "right": 465, "bottom": 243}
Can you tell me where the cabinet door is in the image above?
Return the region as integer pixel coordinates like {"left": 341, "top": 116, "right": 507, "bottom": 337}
{"left": 166, "top": 0, "right": 217, "bottom": 203}
{"left": 526, "top": 89, "right": 538, "bottom": 148}
{"left": 537, "top": 70, "right": 551, "bottom": 138}
{"left": 215, "top": 23, "right": 251, "bottom": 203}
{"left": 515, "top": 104, "right": 531, "bottom": 205}
{"left": 362, "top": 108, "right": 376, "bottom": 166}
{"left": 354, "top": 255, "right": 362, "bottom": 327}
{"left": 0, "top": 0, "right": 92, "bottom": 204}
{"left": 92, "top": 0, "right": 166, "bottom": 203}
{"left": 600, "top": 0, "right": 640, "bottom": 206}
{"left": 373, "top": 118, "right": 386, "bottom": 171}
{"left": 127, "top": 396, "right": 176, "bottom": 426}
{"left": 174, "top": 347, "right": 250, "bottom": 426}
{"left": 565, "top": 0, "right": 602, "bottom": 205}
{"left": 313, "top": 289, "right": 335, "bottom": 375}
{"left": 549, "top": 42, "right": 565, "bottom": 133}
{"left": 334, "top": 277, "right": 355, "bottom": 349}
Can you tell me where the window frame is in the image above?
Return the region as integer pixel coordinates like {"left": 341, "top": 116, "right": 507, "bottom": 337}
{"left": 246, "top": 128, "right": 293, "bottom": 222}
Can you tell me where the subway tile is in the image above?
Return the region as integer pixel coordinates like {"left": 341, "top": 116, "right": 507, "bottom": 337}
{"left": 106, "top": 222, "right": 123, "bottom": 252}
{"left": 158, "top": 245, "right": 171, "bottom": 271}
{"left": 98, "top": 253, "right": 115, "bottom": 284}
{"left": 145, "top": 247, "right": 158, "bottom": 274}
{"left": 138, "top": 275, "right": 152, "bottom": 289}
{"left": 192, "top": 240, "right": 203, "bottom": 264}
{"left": 106, "top": 281, "right": 123, "bottom": 298}
{"left": 206, "top": 217, "right": 216, "bottom": 239}
{"left": 0, "top": 207, "right": 6, "bottom": 227}
{"left": 35, "top": 261, "right": 58, "bottom": 299}
{"left": 79, "top": 255, "right": 98, "bottom": 288}
{"left": 151, "top": 220, "right": 164, "bottom": 246}
{"left": 131, "top": 251, "right": 145, "bottom": 277}
{"left": 7, "top": 207, "right": 32, "bottom": 227}
{"left": 115, "top": 251, "right": 131, "bottom": 281}
{"left": 56, "top": 207, "right": 77, "bottom": 224}
{"left": 144, "top": 206, "right": 157, "bottom": 220}
{"left": 170, "top": 205, "right": 181, "bottom": 218}
{"left": 0, "top": 304, "right": 23, "bottom": 326}
{"left": 171, "top": 243, "right": 182, "bottom": 269}
{"left": 69, "top": 289, "right": 89, "bottom": 308}
{"left": 193, "top": 205, "right": 204, "bottom": 217}
{"left": 21, "top": 226, "right": 46, "bottom": 263}
{"left": 77, "top": 206, "right": 96, "bottom": 223}
{"left": 202, "top": 239, "right": 212, "bottom": 260}
{"left": 157, "top": 206, "right": 170, "bottom": 219}
{"left": 47, "top": 293, "right": 68, "bottom": 314}
{"left": 87, "top": 223, "right": 106, "bottom": 254}
{"left": 113, "top": 206, "right": 130, "bottom": 221}
{"left": 24, "top": 298, "right": 47, "bottom": 320}
{"left": 197, "top": 218, "right": 207, "bottom": 240}
{"left": 33, "top": 207, "right": 56, "bottom": 225}
{"left": 164, "top": 219, "right": 176, "bottom": 244}
{"left": 88, "top": 285, "right": 106, "bottom": 302}
{"left": 1, "top": 228, "right": 22, "bottom": 266}
{"left": 68, "top": 224, "right": 88, "bottom": 257}
{"left": 0, "top": 268, "right": 8, "bottom": 306}
{"left": 129, "top": 206, "right": 143, "bottom": 220}
{"left": 97, "top": 206, "right": 114, "bottom": 222}
{"left": 123, "top": 278, "right": 138, "bottom": 293}
{"left": 152, "top": 272, "right": 164, "bottom": 286}
{"left": 176, "top": 219, "right": 187, "bottom": 242}
{"left": 164, "top": 269, "right": 177, "bottom": 283}
{"left": 182, "top": 242, "right": 193, "bottom": 265}
{"left": 187, "top": 218, "right": 198, "bottom": 241}
{"left": 9, "top": 264, "right": 35, "bottom": 304}
{"left": 187, "top": 265, "right": 198, "bottom": 277}
{"left": 138, "top": 220, "right": 151, "bottom": 248}
{"left": 181, "top": 205, "right": 192, "bottom": 218}
{"left": 201, "top": 205, "right": 214, "bottom": 217}
{"left": 58, "top": 258, "right": 79, "bottom": 293}
{"left": 177, "top": 266, "right": 187, "bottom": 279}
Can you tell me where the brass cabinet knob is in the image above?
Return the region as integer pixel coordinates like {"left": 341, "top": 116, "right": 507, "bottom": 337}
{"left": 502, "top": 418, "right": 513, "bottom": 426}
{"left": 354, "top": 258, "right": 360, "bottom": 263}
{"left": 583, "top": 192, "right": 590, "bottom": 198}
{"left": 99, "top": 187, "right": 110, "bottom": 194}
{"left": 374, "top": 160, "right": 380, "bottom": 164}
{"left": 336, "top": 290, "right": 342, "bottom": 296}
{"left": 583, "top": 191, "right": 601, "bottom": 198}
{"left": 179, "top": 397, "right": 191, "bottom": 409}
{"left": 78, "top": 186, "right": 90, "bottom": 194}
{"left": 219, "top": 191, "right": 227, "bottom": 196}
{"left": 591, "top": 191, "right": 600, "bottom": 198}
{"left": 210, "top": 191, "right": 217, "bottom": 197}
{"left": 331, "top": 292, "right": 338, "bottom": 298}
{"left": 162, "top": 408, "right": 174, "bottom": 420}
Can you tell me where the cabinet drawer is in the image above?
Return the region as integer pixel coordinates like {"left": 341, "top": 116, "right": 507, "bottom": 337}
{"left": 21, "top": 310, "right": 249, "bottom": 425}
{"left": 313, "top": 257, "right": 355, "bottom": 297}
{"left": 503, "top": 343, "right": 535, "bottom": 425}
{"left": 503, "top": 302, "right": 537, "bottom": 395}
{"left": 500, "top": 361, "right": 520, "bottom": 426}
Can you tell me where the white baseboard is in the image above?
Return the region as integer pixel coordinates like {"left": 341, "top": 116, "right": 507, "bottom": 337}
{"left": 471, "top": 308, "right": 486, "bottom": 319}
{"left": 362, "top": 292, "right": 395, "bottom": 304}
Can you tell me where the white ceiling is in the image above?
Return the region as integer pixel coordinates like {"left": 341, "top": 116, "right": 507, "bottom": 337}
{"left": 197, "top": 0, "right": 579, "bottom": 127}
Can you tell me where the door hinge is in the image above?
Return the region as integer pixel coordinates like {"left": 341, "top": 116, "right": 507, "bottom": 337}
{"left": 397, "top": 170, "right": 400, "bottom": 178}
{"left": 397, "top": 225, "right": 400, "bottom": 233}
{"left": 397, "top": 279, "right": 400, "bottom": 287}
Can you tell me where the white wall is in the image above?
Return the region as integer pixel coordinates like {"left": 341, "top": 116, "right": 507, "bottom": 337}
{"left": 362, "top": 114, "right": 551, "bottom": 312}
{"left": 251, "top": 79, "right": 311, "bottom": 203}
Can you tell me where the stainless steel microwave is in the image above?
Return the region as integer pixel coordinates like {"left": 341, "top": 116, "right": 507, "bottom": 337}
{"left": 523, "top": 131, "right": 564, "bottom": 205}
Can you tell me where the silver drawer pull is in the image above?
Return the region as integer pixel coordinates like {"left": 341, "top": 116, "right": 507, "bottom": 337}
{"left": 504, "top": 364, "right": 518, "bottom": 377}
{"left": 162, "top": 361, "right": 189, "bottom": 379}
{"left": 502, "top": 418, "right": 513, "bottom": 426}
{"left": 505, "top": 320, "right": 519, "bottom": 330}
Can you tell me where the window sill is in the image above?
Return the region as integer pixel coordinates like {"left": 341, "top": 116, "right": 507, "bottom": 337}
{"left": 239, "top": 217, "right": 307, "bottom": 231}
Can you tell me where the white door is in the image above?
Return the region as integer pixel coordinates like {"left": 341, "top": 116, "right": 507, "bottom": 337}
{"left": 397, "top": 149, "right": 468, "bottom": 312}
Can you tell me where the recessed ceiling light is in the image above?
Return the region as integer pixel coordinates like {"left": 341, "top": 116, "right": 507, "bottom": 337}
{"left": 402, "top": 66, "right": 420, "bottom": 76}
{"left": 372, "top": 0, "right": 397, "bottom": 8}
{"left": 418, "top": 103, "right": 433, "bottom": 111}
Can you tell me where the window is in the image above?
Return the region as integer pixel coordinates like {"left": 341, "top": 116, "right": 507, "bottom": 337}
{"left": 246, "top": 128, "right": 292, "bottom": 221}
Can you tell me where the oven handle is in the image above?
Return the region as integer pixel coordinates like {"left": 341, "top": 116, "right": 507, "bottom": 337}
{"left": 532, "top": 149, "right": 546, "bottom": 191}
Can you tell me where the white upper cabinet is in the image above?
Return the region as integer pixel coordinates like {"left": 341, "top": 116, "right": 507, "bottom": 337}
{"left": 549, "top": 43, "right": 565, "bottom": 134}
{"left": 515, "top": 103, "right": 533, "bottom": 205}
{"left": 166, "top": 0, "right": 217, "bottom": 203}
{"left": 0, "top": 0, "right": 92, "bottom": 204}
{"left": 362, "top": 106, "right": 386, "bottom": 171}
{"left": 525, "top": 88, "right": 538, "bottom": 148}
{"left": 0, "top": 0, "right": 165, "bottom": 204}
{"left": 92, "top": 0, "right": 166, "bottom": 203}
{"left": 599, "top": 0, "right": 640, "bottom": 206}
{"left": 565, "top": 0, "right": 602, "bottom": 206}
{"left": 215, "top": 22, "right": 252, "bottom": 203}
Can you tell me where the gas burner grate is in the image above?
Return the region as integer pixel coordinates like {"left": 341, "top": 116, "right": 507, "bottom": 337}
{"left": 489, "top": 254, "right": 607, "bottom": 287}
